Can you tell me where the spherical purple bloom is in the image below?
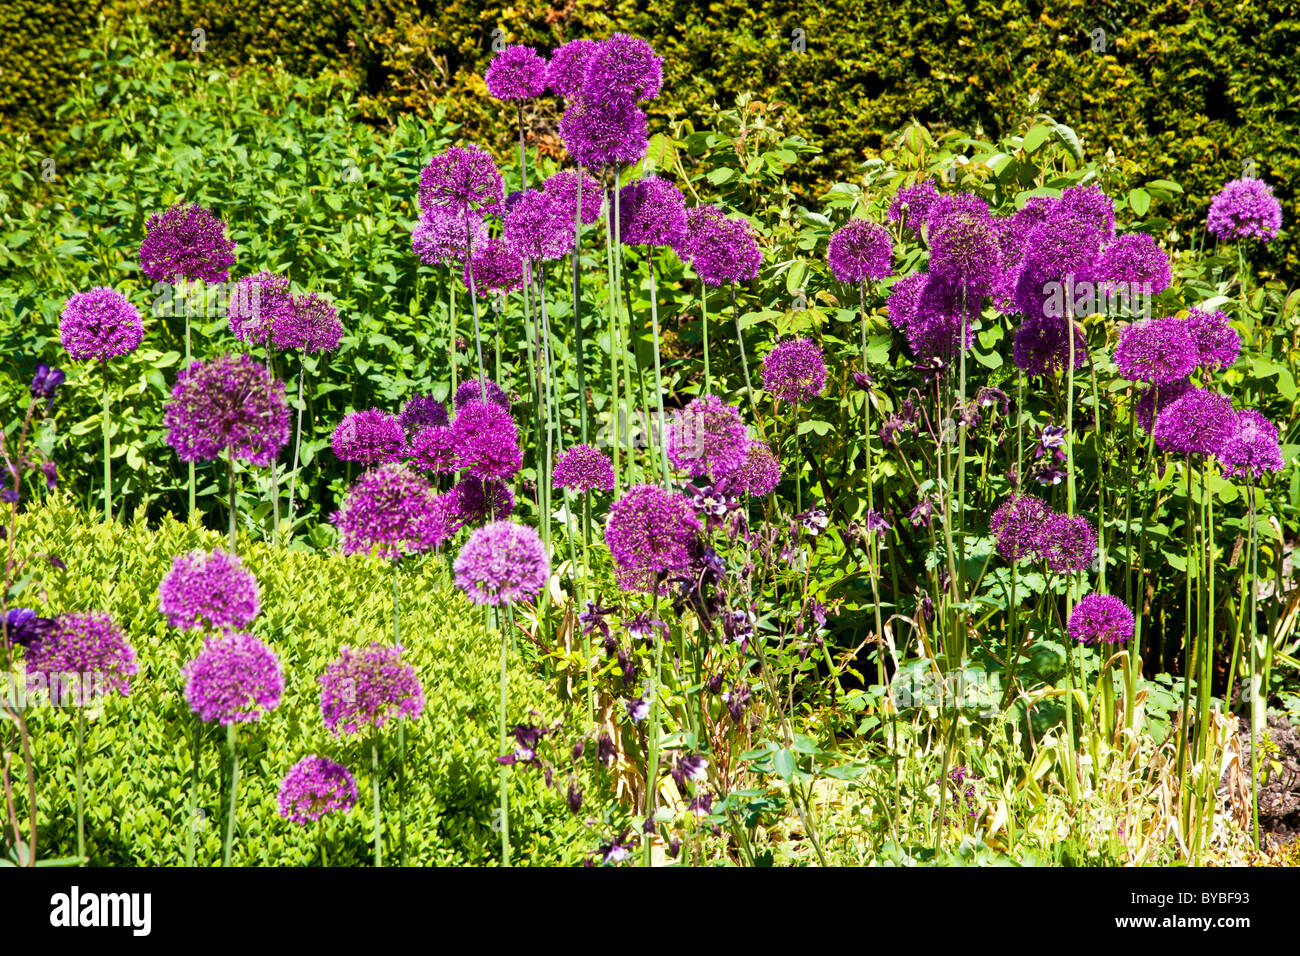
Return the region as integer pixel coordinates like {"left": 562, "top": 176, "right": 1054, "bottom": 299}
{"left": 604, "top": 484, "right": 702, "bottom": 592}
{"left": 1113, "top": 316, "right": 1198, "bottom": 385}
{"left": 927, "top": 193, "right": 1000, "bottom": 295}
{"left": 139, "top": 202, "right": 237, "bottom": 284}
{"left": 990, "top": 493, "right": 1050, "bottom": 562}
{"left": 484, "top": 44, "right": 549, "bottom": 100}
{"left": 407, "top": 424, "right": 458, "bottom": 475}
{"left": 666, "top": 394, "right": 749, "bottom": 478}
{"left": 553, "top": 444, "right": 615, "bottom": 492}
{"left": 559, "top": 97, "right": 649, "bottom": 171}
{"left": 319, "top": 643, "right": 425, "bottom": 736}
{"left": 158, "top": 549, "right": 260, "bottom": 632}
{"left": 674, "top": 204, "right": 723, "bottom": 263}
{"left": 183, "top": 631, "right": 283, "bottom": 725}
{"left": 827, "top": 218, "right": 893, "bottom": 283}
{"left": 581, "top": 33, "right": 663, "bottom": 103}
{"left": 1012, "top": 313, "right": 1087, "bottom": 376}
{"left": 761, "top": 338, "right": 826, "bottom": 403}
{"left": 24, "top": 611, "right": 137, "bottom": 702}
{"left": 331, "top": 409, "right": 406, "bottom": 468}
{"left": 463, "top": 237, "right": 525, "bottom": 296}
{"left": 1036, "top": 512, "right": 1097, "bottom": 573}
{"left": 888, "top": 179, "right": 939, "bottom": 235}
{"left": 454, "top": 520, "right": 550, "bottom": 606}
{"left": 1094, "top": 233, "right": 1171, "bottom": 299}
{"left": 1013, "top": 216, "right": 1105, "bottom": 318}
{"left": 164, "top": 353, "right": 290, "bottom": 466}
{"left": 399, "top": 395, "right": 449, "bottom": 433}
{"left": 276, "top": 292, "right": 343, "bottom": 354}
{"left": 687, "top": 214, "right": 762, "bottom": 287}
{"left": 548, "top": 38, "right": 599, "bottom": 99}
{"left": 886, "top": 272, "right": 927, "bottom": 332}
{"left": 412, "top": 207, "right": 486, "bottom": 266}
{"left": 450, "top": 399, "right": 522, "bottom": 481}
{"left": 1068, "top": 593, "right": 1134, "bottom": 645}
{"left": 1152, "top": 388, "right": 1236, "bottom": 457}
{"left": 1221, "top": 409, "right": 1286, "bottom": 479}
{"left": 543, "top": 169, "right": 605, "bottom": 226}
{"left": 723, "top": 440, "right": 781, "bottom": 497}
{"left": 907, "top": 275, "right": 978, "bottom": 361}
{"left": 332, "top": 463, "right": 450, "bottom": 559}
{"left": 228, "top": 271, "right": 294, "bottom": 345}
{"left": 1184, "top": 308, "right": 1240, "bottom": 373}
{"left": 504, "top": 188, "right": 574, "bottom": 262}
{"left": 1054, "top": 183, "right": 1116, "bottom": 240}
{"left": 454, "top": 378, "right": 511, "bottom": 410}
{"left": 617, "top": 175, "right": 687, "bottom": 248}
{"left": 59, "top": 287, "right": 144, "bottom": 362}
{"left": 1207, "top": 177, "right": 1283, "bottom": 242}
{"left": 445, "top": 476, "right": 515, "bottom": 529}
{"left": 1135, "top": 378, "right": 1194, "bottom": 433}
{"left": 278, "top": 755, "right": 358, "bottom": 824}
{"left": 993, "top": 197, "right": 1058, "bottom": 312}
{"left": 418, "top": 144, "right": 505, "bottom": 218}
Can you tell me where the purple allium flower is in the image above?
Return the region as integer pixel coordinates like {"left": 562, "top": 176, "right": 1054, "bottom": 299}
{"left": 227, "top": 271, "right": 294, "bottom": 345}
{"left": 1036, "top": 513, "right": 1097, "bottom": 573}
{"left": 761, "top": 338, "right": 826, "bottom": 403}
{"left": 332, "top": 409, "right": 407, "bottom": 468}
{"left": 723, "top": 440, "right": 781, "bottom": 497}
{"left": 1184, "top": 308, "right": 1240, "bottom": 373}
{"left": 418, "top": 144, "right": 505, "bottom": 218}
{"left": 1094, "top": 233, "right": 1171, "bottom": 299}
{"left": 24, "top": 611, "right": 136, "bottom": 702}
{"left": 454, "top": 377, "right": 511, "bottom": 410}
{"left": 1113, "top": 317, "right": 1198, "bottom": 385}
{"left": 164, "top": 353, "right": 291, "bottom": 466}
{"left": 504, "top": 188, "right": 574, "bottom": 262}
{"left": 463, "top": 237, "right": 525, "bottom": 296}
{"left": 30, "top": 363, "right": 65, "bottom": 409}
{"left": 1054, "top": 183, "right": 1116, "bottom": 239}
{"left": 139, "top": 202, "right": 237, "bottom": 284}
{"left": 581, "top": 33, "right": 663, "bottom": 103}
{"left": 59, "top": 287, "right": 144, "bottom": 363}
{"left": 1012, "top": 314, "right": 1087, "bottom": 376}
{"left": 399, "top": 395, "right": 449, "bottom": 432}
{"left": 685, "top": 214, "right": 762, "bottom": 286}
{"left": 276, "top": 292, "right": 343, "bottom": 354}
{"left": 1013, "top": 216, "right": 1106, "bottom": 319}
{"left": 319, "top": 643, "right": 425, "bottom": 736}
{"left": 827, "top": 218, "right": 893, "bottom": 283}
{"left": 278, "top": 755, "right": 358, "bottom": 824}
{"left": 453, "top": 520, "right": 550, "bottom": 606}
{"left": 666, "top": 394, "right": 749, "bottom": 478}
{"left": 445, "top": 476, "right": 515, "bottom": 529}
{"left": 411, "top": 206, "right": 485, "bottom": 266}
{"left": 673, "top": 203, "right": 724, "bottom": 263}
{"left": 484, "top": 44, "right": 549, "bottom": 100}
{"left": 450, "top": 399, "right": 522, "bottom": 480}
{"left": 993, "top": 197, "right": 1058, "bottom": 311}
{"left": 547, "top": 38, "right": 599, "bottom": 99}
{"left": 1221, "top": 409, "right": 1286, "bottom": 479}
{"left": 1135, "top": 378, "right": 1195, "bottom": 433}
{"left": 617, "top": 175, "right": 687, "bottom": 248}
{"left": 543, "top": 169, "right": 605, "bottom": 226}
{"left": 906, "top": 275, "right": 978, "bottom": 361}
{"left": 927, "top": 193, "right": 1000, "bottom": 295}
{"left": 333, "top": 463, "right": 449, "bottom": 559}
{"left": 888, "top": 178, "right": 940, "bottom": 235}
{"left": 604, "top": 484, "right": 702, "bottom": 592}
{"left": 1152, "top": 389, "right": 1236, "bottom": 457}
{"left": 559, "top": 97, "right": 648, "bottom": 171}
{"left": 1207, "top": 177, "right": 1283, "bottom": 242}
{"left": 886, "top": 271, "right": 927, "bottom": 332}
{"left": 183, "top": 631, "right": 283, "bottom": 725}
{"left": 1068, "top": 593, "right": 1135, "bottom": 645}
{"left": 158, "top": 549, "right": 260, "bottom": 632}
{"left": 553, "top": 443, "right": 615, "bottom": 492}
{"left": 407, "top": 424, "right": 458, "bottom": 475}
{"left": 990, "top": 494, "right": 1050, "bottom": 561}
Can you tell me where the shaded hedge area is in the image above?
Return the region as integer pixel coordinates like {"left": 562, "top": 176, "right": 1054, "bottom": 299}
{"left": 3, "top": 1, "right": 1298, "bottom": 269}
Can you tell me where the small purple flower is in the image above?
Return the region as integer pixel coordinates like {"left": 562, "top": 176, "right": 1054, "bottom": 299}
{"left": 59, "top": 287, "right": 144, "bottom": 363}
{"left": 399, "top": 395, "right": 449, "bottom": 432}
{"left": 30, "top": 363, "right": 65, "bottom": 409}
{"left": 670, "top": 752, "right": 709, "bottom": 788}
{"left": 553, "top": 444, "right": 615, "bottom": 493}
{"left": 542, "top": 169, "right": 605, "bottom": 226}
{"left": 1012, "top": 313, "right": 1087, "bottom": 376}
{"left": 139, "top": 202, "right": 237, "bottom": 284}
{"left": 454, "top": 378, "right": 511, "bottom": 410}
{"left": 504, "top": 188, "right": 574, "bottom": 262}
{"left": 498, "top": 723, "right": 550, "bottom": 766}
{"left": 722, "top": 440, "right": 781, "bottom": 497}
{"left": 408, "top": 424, "right": 458, "bottom": 475}
{"left": 463, "top": 237, "right": 525, "bottom": 296}
{"left": 484, "top": 45, "right": 549, "bottom": 100}
{"left": 453, "top": 520, "right": 550, "bottom": 606}
{"left": 183, "top": 631, "right": 283, "bottom": 725}
{"left": 411, "top": 206, "right": 485, "bottom": 266}
{"left": 1036, "top": 513, "right": 1097, "bottom": 573}
{"left": 227, "top": 271, "right": 294, "bottom": 346}
{"left": 332, "top": 409, "right": 407, "bottom": 468}
{"left": 319, "top": 643, "right": 425, "bottom": 736}
{"left": 445, "top": 476, "right": 515, "bottom": 530}
{"left": 1068, "top": 593, "right": 1135, "bottom": 645}
{"left": 683, "top": 213, "right": 762, "bottom": 286}
{"left": 4, "top": 608, "right": 55, "bottom": 649}
{"left": 761, "top": 338, "right": 826, "bottom": 403}
{"left": 278, "top": 756, "right": 359, "bottom": 824}
{"left": 1207, "top": 177, "right": 1283, "bottom": 242}
{"left": 990, "top": 494, "right": 1050, "bottom": 562}
{"left": 625, "top": 694, "right": 650, "bottom": 722}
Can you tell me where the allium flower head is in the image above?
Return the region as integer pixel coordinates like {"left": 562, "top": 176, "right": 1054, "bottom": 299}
{"left": 418, "top": 144, "right": 505, "bottom": 217}
{"left": 1068, "top": 593, "right": 1135, "bottom": 645}
{"left": 1221, "top": 409, "right": 1286, "bottom": 479}
{"left": 399, "top": 395, "right": 449, "bottom": 432}
{"left": 484, "top": 44, "right": 549, "bottom": 100}
{"left": 666, "top": 394, "right": 749, "bottom": 478}
{"left": 827, "top": 218, "right": 893, "bottom": 283}
{"left": 455, "top": 378, "right": 511, "bottom": 410}
{"left": 907, "top": 275, "right": 978, "bottom": 361}
{"left": 723, "top": 440, "right": 781, "bottom": 497}
{"left": 990, "top": 493, "right": 1049, "bottom": 561}
{"left": 407, "top": 424, "right": 457, "bottom": 475}
{"left": 1207, "top": 177, "right": 1283, "bottom": 242}
{"left": 445, "top": 476, "right": 515, "bottom": 529}
{"left": 454, "top": 521, "right": 550, "bottom": 606}
{"left": 463, "top": 237, "right": 525, "bottom": 296}
{"left": 1013, "top": 216, "right": 1105, "bottom": 318}
{"left": 24, "top": 611, "right": 137, "bottom": 702}
{"left": 450, "top": 400, "right": 522, "bottom": 480}
{"left": 886, "top": 272, "right": 928, "bottom": 332}
{"left": 412, "top": 206, "right": 485, "bottom": 266}
{"left": 993, "top": 197, "right": 1057, "bottom": 311}
{"left": 581, "top": 33, "right": 663, "bottom": 103}
{"left": 332, "top": 409, "right": 407, "bottom": 468}
{"left": 276, "top": 292, "right": 343, "bottom": 354}
{"left": 1135, "top": 378, "right": 1194, "bottom": 433}
{"left": 158, "top": 549, "right": 260, "bottom": 632}
{"left": 278, "top": 756, "right": 359, "bottom": 824}
{"left": 1152, "top": 389, "right": 1236, "bottom": 457}
{"left": 888, "top": 178, "right": 939, "bottom": 235}
{"left": 504, "top": 188, "right": 574, "bottom": 262}
{"left": 553, "top": 444, "right": 615, "bottom": 492}
{"left": 183, "top": 631, "right": 283, "bottom": 725}
{"left": 1184, "top": 308, "right": 1240, "bottom": 373}
{"left": 1054, "top": 184, "right": 1116, "bottom": 240}
{"left": 1012, "top": 314, "right": 1087, "bottom": 376}
{"left": 1113, "top": 317, "right": 1198, "bottom": 385}
{"left": 761, "top": 338, "right": 826, "bottom": 403}
{"left": 617, "top": 175, "right": 687, "bottom": 248}
{"left": 319, "top": 643, "right": 425, "bottom": 736}
{"left": 139, "top": 202, "right": 237, "bottom": 284}
{"left": 228, "top": 271, "right": 294, "bottom": 345}
{"left": 1095, "top": 233, "right": 1171, "bottom": 299}
{"left": 164, "top": 353, "right": 290, "bottom": 466}
{"left": 926, "top": 193, "right": 1000, "bottom": 295}
{"left": 1036, "top": 513, "right": 1097, "bottom": 573}
{"left": 543, "top": 169, "right": 605, "bottom": 225}
{"left": 605, "top": 485, "right": 702, "bottom": 592}
{"left": 686, "top": 214, "right": 762, "bottom": 286}
{"left": 559, "top": 97, "right": 648, "bottom": 170}
{"left": 333, "top": 463, "right": 450, "bottom": 559}
{"left": 59, "top": 287, "right": 144, "bottom": 362}
{"left": 547, "top": 38, "right": 599, "bottom": 99}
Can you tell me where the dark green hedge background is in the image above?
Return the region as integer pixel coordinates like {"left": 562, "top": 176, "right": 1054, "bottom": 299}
{"left": 4, "top": 0, "right": 1298, "bottom": 269}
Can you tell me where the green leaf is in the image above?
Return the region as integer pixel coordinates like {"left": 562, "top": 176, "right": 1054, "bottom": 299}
{"left": 1127, "top": 188, "right": 1151, "bottom": 217}
{"left": 773, "top": 749, "right": 795, "bottom": 781}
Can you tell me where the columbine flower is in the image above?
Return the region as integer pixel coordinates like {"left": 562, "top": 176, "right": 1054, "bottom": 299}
{"left": 1068, "top": 593, "right": 1135, "bottom": 645}
{"left": 625, "top": 694, "right": 650, "bottom": 723}
{"left": 183, "top": 631, "right": 283, "bottom": 725}
{"left": 30, "top": 364, "right": 65, "bottom": 410}
{"left": 278, "top": 756, "right": 359, "bottom": 824}
{"left": 332, "top": 409, "right": 407, "bottom": 468}
{"left": 138, "top": 202, "right": 237, "bottom": 284}
{"left": 24, "top": 611, "right": 136, "bottom": 703}
{"left": 1206, "top": 177, "right": 1283, "bottom": 242}
{"left": 1034, "top": 424, "right": 1068, "bottom": 464}
{"left": 453, "top": 520, "right": 550, "bottom": 606}
{"left": 498, "top": 724, "right": 550, "bottom": 766}
{"left": 761, "top": 338, "right": 826, "bottom": 403}
{"left": 59, "top": 287, "right": 144, "bottom": 363}
{"left": 670, "top": 752, "right": 709, "bottom": 788}
{"left": 4, "top": 608, "right": 55, "bottom": 648}
{"left": 333, "top": 464, "right": 449, "bottom": 559}
{"left": 604, "top": 485, "right": 702, "bottom": 592}
{"left": 798, "top": 507, "right": 830, "bottom": 536}
{"left": 666, "top": 394, "right": 749, "bottom": 479}
{"left": 158, "top": 549, "right": 260, "bottom": 632}
{"left": 484, "top": 44, "right": 549, "bottom": 100}
{"left": 163, "top": 353, "right": 290, "bottom": 466}
{"left": 319, "top": 643, "right": 425, "bottom": 736}
{"left": 553, "top": 444, "right": 615, "bottom": 492}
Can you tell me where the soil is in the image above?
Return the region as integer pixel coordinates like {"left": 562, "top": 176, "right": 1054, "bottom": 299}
{"left": 1231, "top": 713, "right": 1300, "bottom": 849}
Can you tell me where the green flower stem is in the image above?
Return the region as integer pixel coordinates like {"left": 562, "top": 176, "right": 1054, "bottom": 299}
{"left": 222, "top": 723, "right": 238, "bottom": 867}
{"left": 227, "top": 453, "right": 237, "bottom": 550}
{"left": 391, "top": 557, "right": 408, "bottom": 866}
{"left": 498, "top": 604, "right": 512, "bottom": 867}
{"left": 1247, "top": 478, "right": 1261, "bottom": 849}
{"left": 448, "top": 271, "right": 459, "bottom": 399}
{"left": 101, "top": 360, "right": 111, "bottom": 523}
{"left": 182, "top": 278, "right": 195, "bottom": 520}
{"left": 464, "top": 218, "right": 487, "bottom": 388}
{"left": 642, "top": 583, "right": 665, "bottom": 867}
{"left": 267, "top": 346, "right": 281, "bottom": 544}
{"left": 729, "top": 283, "right": 754, "bottom": 410}
{"left": 371, "top": 731, "right": 383, "bottom": 867}
{"left": 184, "top": 715, "right": 200, "bottom": 867}
{"left": 75, "top": 707, "right": 86, "bottom": 861}
{"left": 286, "top": 360, "right": 307, "bottom": 532}
{"left": 571, "top": 196, "right": 589, "bottom": 446}
{"left": 604, "top": 180, "right": 622, "bottom": 494}
{"left": 701, "top": 282, "right": 711, "bottom": 395}
{"left": 648, "top": 255, "right": 670, "bottom": 485}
